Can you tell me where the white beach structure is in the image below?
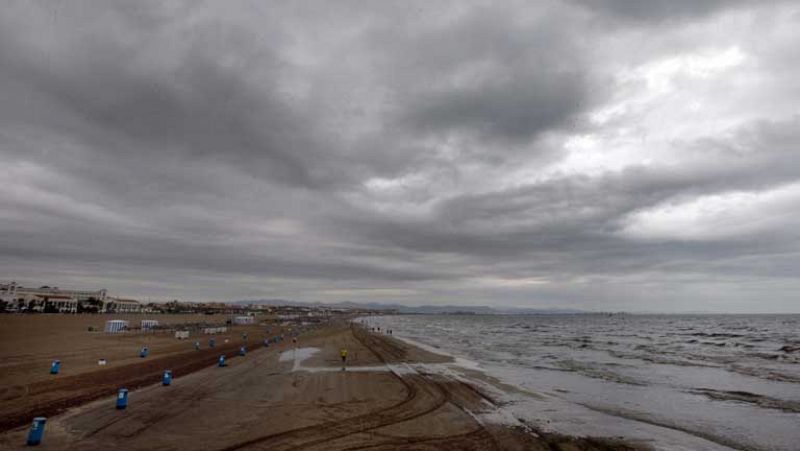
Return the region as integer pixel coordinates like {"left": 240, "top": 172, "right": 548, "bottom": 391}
{"left": 105, "top": 319, "right": 129, "bottom": 333}
{"left": 141, "top": 319, "right": 159, "bottom": 330}
{"left": 233, "top": 316, "right": 254, "bottom": 325}
{"left": 202, "top": 326, "right": 227, "bottom": 334}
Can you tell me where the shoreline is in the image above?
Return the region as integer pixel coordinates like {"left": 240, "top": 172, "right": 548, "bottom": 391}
{"left": 0, "top": 319, "right": 651, "bottom": 450}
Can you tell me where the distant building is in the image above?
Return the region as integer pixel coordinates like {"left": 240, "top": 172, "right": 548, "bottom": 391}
{"left": 1, "top": 281, "right": 106, "bottom": 313}
{"left": 106, "top": 298, "right": 142, "bottom": 313}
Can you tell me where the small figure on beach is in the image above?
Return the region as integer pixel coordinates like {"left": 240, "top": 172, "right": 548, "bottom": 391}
{"left": 340, "top": 348, "right": 348, "bottom": 371}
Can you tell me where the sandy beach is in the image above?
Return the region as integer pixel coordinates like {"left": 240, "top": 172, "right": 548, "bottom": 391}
{"left": 0, "top": 316, "right": 643, "bottom": 450}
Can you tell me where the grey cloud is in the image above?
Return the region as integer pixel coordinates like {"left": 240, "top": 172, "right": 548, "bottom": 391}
{"left": 1, "top": 1, "right": 799, "bottom": 311}
{"left": 0, "top": 2, "right": 353, "bottom": 190}
{"left": 333, "top": 117, "right": 800, "bottom": 281}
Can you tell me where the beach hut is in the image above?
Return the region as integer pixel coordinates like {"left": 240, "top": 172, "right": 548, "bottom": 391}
{"left": 202, "top": 326, "right": 226, "bottom": 334}
{"left": 104, "top": 320, "right": 129, "bottom": 333}
{"left": 175, "top": 331, "right": 190, "bottom": 339}
{"left": 141, "top": 319, "right": 159, "bottom": 330}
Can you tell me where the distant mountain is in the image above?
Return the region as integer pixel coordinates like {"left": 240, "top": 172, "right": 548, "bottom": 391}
{"left": 234, "top": 299, "right": 584, "bottom": 315}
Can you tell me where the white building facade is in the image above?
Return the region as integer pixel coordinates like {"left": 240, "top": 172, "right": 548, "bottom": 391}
{"left": 1, "top": 281, "right": 110, "bottom": 313}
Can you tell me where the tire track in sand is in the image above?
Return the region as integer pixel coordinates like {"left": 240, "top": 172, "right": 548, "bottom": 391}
{"left": 218, "top": 327, "right": 489, "bottom": 451}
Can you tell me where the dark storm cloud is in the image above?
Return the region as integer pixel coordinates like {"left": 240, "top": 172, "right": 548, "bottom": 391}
{"left": 568, "top": 0, "right": 751, "bottom": 23}
{"left": 406, "top": 73, "right": 588, "bottom": 144}
{"left": 1, "top": 1, "right": 799, "bottom": 311}
{"left": 0, "top": 6, "right": 334, "bottom": 189}
{"left": 373, "top": 6, "right": 594, "bottom": 145}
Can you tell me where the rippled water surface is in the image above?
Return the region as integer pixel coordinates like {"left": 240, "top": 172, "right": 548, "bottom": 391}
{"left": 365, "top": 314, "right": 800, "bottom": 451}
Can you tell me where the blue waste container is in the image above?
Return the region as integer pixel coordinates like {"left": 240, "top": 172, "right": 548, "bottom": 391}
{"left": 116, "top": 388, "right": 128, "bottom": 410}
{"left": 139, "top": 347, "right": 148, "bottom": 358}
{"left": 26, "top": 417, "right": 46, "bottom": 446}
{"left": 50, "top": 360, "right": 60, "bottom": 375}
{"left": 239, "top": 346, "right": 246, "bottom": 356}
{"left": 162, "top": 370, "right": 172, "bottom": 386}
{"left": 218, "top": 355, "right": 226, "bottom": 367}
{"left": 209, "top": 338, "right": 216, "bottom": 348}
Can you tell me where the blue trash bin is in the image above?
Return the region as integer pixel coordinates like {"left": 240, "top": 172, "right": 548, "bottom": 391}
{"left": 239, "top": 346, "right": 246, "bottom": 356}
{"left": 26, "top": 417, "right": 46, "bottom": 446}
{"left": 218, "top": 355, "right": 226, "bottom": 367}
{"left": 116, "top": 388, "right": 128, "bottom": 410}
{"left": 162, "top": 370, "right": 172, "bottom": 386}
{"left": 139, "top": 347, "right": 149, "bottom": 358}
{"left": 209, "top": 338, "right": 216, "bottom": 348}
{"left": 50, "top": 360, "right": 60, "bottom": 375}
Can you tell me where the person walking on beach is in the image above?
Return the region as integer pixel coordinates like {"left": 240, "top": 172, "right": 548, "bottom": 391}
{"left": 340, "top": 347, "right": 348, "bottom": 371}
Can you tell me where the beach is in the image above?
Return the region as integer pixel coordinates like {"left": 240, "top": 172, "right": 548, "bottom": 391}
{"left": 0, "top": 315, "right": 644, "bottom": 450}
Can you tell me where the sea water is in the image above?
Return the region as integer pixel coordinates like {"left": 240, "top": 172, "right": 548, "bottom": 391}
{"left": 364, "top": 314, "right": 800, "bottom": 451}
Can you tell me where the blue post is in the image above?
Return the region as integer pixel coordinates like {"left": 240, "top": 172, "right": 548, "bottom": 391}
{"left": 239, "top": 346, "right": 246, "bottom": 356}
{"left": 194, "top": 341, "right": 200, "bottom": 350}
{"left": 162, "top": 370, "right": 172, "bottom": 386}
{"left": 218, "top": 355, "right": 226, "bottom": 367}
{"left": 116, "top": 388, "right": 128, "bottom": 410}
{"left": 139, "top": 346, "right": 148, "bottom": 358}
{"left": 50, "top": 360, "right": 60, "bottom": 375}
{"left": 26, "top": 417, "right": 46, "bottom": 446}
{"left": 209, "top": 338, "right": 216, "bottom": 348}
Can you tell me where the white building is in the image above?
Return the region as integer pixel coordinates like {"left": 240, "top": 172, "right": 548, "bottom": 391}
{"left": 0, "top": 282, "right": 19, "bottom": 308}
{"left": 1, "top": 282, "right": 106, "bottom": 312}
{"left": 106, "top": 298, "right": 143, "bottom": 313}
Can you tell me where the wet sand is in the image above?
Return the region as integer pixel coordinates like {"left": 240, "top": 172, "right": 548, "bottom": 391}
{"left": 0, "top": 319, "right": 645, "bottom": 450}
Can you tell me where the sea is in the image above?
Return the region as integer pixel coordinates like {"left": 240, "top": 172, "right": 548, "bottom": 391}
{"left": 363, "top": 314, "right": 800, "bottom": 451}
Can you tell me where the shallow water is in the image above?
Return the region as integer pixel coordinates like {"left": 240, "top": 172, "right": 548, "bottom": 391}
{"left": 364, "top": 314, "right": 800, "bottom": 451}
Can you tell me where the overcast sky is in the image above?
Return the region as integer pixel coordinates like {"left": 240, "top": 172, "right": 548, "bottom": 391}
{"left": 1, "top": 1, "right": 799, "bottom": 312}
